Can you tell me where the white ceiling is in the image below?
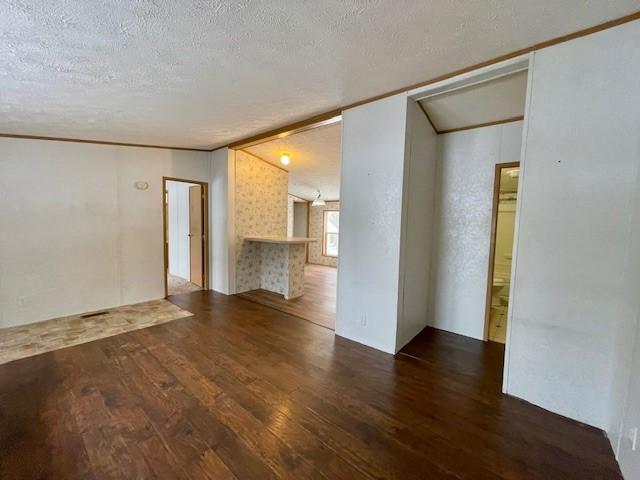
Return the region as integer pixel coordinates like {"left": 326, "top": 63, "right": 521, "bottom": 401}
{"left": 1, "top": 2, "right": 638, "bottom": 149}
{"left": 420, "top": 70, "right": 528, "bottom": 132}
{"left": 244, "top": 123, "right": 341, "bottom": 201}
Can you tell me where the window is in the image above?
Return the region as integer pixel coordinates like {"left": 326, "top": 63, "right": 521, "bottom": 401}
{"left": 323, "top": 210, "right": 339, "bottom": 257}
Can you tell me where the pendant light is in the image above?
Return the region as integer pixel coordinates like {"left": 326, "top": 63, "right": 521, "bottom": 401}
{"left": 312, "top": 190, "right": 325, "bottom": 206}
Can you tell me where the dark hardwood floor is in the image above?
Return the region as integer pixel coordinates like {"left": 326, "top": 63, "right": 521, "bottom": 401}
{"left": 0, "top": 291, "right": 621, "bottom": 479}
{"left": 237, "top": 263, "right": 336, "bottom": 329}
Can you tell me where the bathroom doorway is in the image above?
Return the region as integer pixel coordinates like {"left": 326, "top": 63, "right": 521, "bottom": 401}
{"left": 484, "top": 163, "right": 520, "bottom": 343}
{"left": 163, "top": 177, "right": 209, "bottom": 297}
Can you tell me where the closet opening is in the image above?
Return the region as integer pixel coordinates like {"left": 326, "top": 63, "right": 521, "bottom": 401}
{"left": 398, "top": 56, "right": 530, "bottom": 388}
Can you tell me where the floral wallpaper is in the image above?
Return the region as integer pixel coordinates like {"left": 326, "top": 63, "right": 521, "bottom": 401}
{"left": 258, "top": 242, "right": 306, "bottom": 299}
{"left": 308, "top": 201, "right": 340, "bottom": 267}
{"left": 259, "top": 243, "right": 289, "bottom": 295}
{"left": 286, "top": 244, "right": 306, "bottom": 299}
{"left": 235, "top": 150, "right": 288, "bottom": 292}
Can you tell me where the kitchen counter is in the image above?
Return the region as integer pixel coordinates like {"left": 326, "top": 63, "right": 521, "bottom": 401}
{"left": 243, "top": 236, "right": 316, "bottom": 244}
{"left": 242, "top": 236, "right": 317, "bottom": 299}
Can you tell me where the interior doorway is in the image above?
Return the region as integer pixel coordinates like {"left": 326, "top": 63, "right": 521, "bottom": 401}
{"left": 231, "top": 118, "right": 341, "bottom": 330}
{"left": 484, "top": 163, "right": 520, "bottom": 343}
{"left": 163, "top": 177, "right": 209, "bottom": 297}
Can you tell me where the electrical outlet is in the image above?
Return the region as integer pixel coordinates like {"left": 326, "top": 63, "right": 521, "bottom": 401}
{"left": 17, "top": 296, "right": 27, "bottom": 307}
{"left": 360, "top": 313, "right": 367, "bottom": 327}
{"left": 631, "top": 427, "right": 638, "bottom": 451}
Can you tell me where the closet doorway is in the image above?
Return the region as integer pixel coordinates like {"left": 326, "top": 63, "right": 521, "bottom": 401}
{"left": 484, "top": 163, "right": 520, "bottom": 343}
{"left": 163, "top": 177, "right": 209, "bottom": 297}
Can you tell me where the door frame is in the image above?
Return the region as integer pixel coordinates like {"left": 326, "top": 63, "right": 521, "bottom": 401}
{"left": 482, "top": 162, "right": 520, "bottom": 341}
{"left": 163, "top": 176, "right": 209, "bottom": 297}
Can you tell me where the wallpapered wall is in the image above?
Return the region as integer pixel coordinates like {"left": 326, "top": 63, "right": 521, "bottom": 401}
{"left": 235, "top": 150, "right": 288, "bottom": 292}
{"left": 309, "top": 201, "right": 340, "bottom": 267}
{"left": 259, "top": 242, "right": 306, "bottom": 299}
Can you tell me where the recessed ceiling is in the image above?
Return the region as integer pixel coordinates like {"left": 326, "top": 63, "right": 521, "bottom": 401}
{"left": 420, "top": 70, "right": 528, "bottom": 133}
{"left": 1, "top": 2, "right": 638, "bottom": 149}
{"left": 244, "top": 123, "right": 341, "bottom": 201}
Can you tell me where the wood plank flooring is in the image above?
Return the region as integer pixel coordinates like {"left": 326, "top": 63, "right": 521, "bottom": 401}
{"left": 0, "top": 291, "right": 621, "bottom": 479}
{"left": 237, "top": 263, "right": 336, "bottom": 329}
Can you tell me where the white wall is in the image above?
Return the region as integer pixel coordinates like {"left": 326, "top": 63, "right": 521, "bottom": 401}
{"left": 210, "top": 148, "right": 236, "bottom": 295}
{"left": 611, "top": 161, "right": 640, "bottom": 478}
{"left": 0, "top": 138, "right": 210, "bottom": 328}
{"left": 619, "top": 326, "right": 640, "bottom": 477}
{"left": 166, "top": 180, "right": 193, "bottom": 280}
{"left": 429, "top": 122, "right": 523, "bottom": 340}
{"left": 395, "top": 99, "right": 438, "bottom": 350}
{"left": 287, "top": 194, "right": 295, "bottom": 237}
{"left": 293, "top": 202, "right": 308, "bottom": 237}
{"left": 336, "top": 94, "right": 408, "bottom": 354}
{"left": 617, "top": 319, "right": 640, "bottom": 479}
{"left": 505, "top": 21, "right": 640, "bottom": 430}
{"left": 293, "top": 202, "right": 308, "bottom": 259}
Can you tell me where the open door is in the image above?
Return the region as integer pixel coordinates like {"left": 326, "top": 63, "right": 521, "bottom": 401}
{"left": 163, "top": 177, "right": 209, "bottom": 297}
{"left": 189, "top": 185, "right": 204, "bottom": 287}
{"left": 484, "top": 162, "right": 520, "bottom": 343}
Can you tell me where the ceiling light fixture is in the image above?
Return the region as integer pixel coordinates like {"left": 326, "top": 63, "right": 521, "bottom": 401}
{"left": 312, "top": 190, "right": 325, "bottom": 206}
{"left": 280, "top": 153, "right": 290, "bottom": 166}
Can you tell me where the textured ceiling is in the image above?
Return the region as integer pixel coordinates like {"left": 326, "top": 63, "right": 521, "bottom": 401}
{"left": 244, "top": 123, "right": 341, "bottom": 201}
{"left": 1, "top": 1, "right": 638, "bottom": 149}
{"left": 421, "top": 70, "right": 528, "bottom": 132}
